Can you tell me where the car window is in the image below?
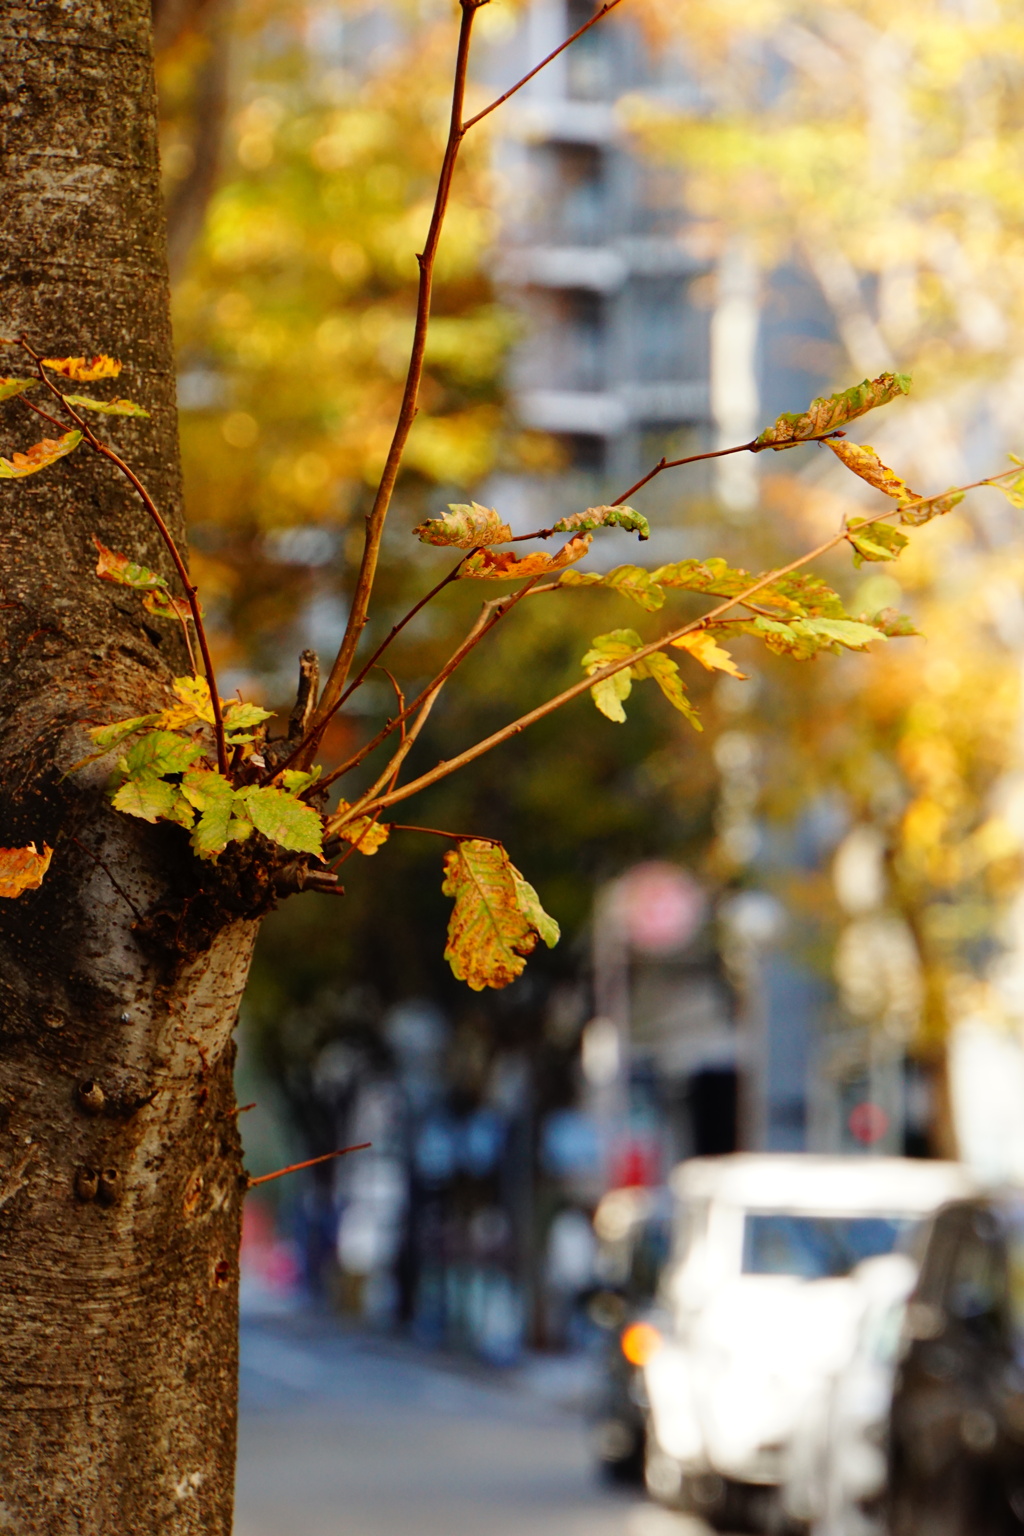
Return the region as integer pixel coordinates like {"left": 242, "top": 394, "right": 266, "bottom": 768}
{"left": 742, "top": 1213, "right": 912, "bottom": 1279}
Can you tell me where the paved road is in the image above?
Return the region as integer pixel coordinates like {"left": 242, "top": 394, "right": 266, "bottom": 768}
{"left": 235, "top": 1315, "right": 707, "bottom": 1536}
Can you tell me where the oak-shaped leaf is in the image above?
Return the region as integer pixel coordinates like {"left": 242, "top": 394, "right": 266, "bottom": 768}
{"left": 899, "top": 488, "right": 964, "bottom": 527}
{"left": 441, "top": 839, "right": 558, "bottom": 992}
{"left": 846, "top": 518, "right": 909, "bottom": 566}
{"left": 826, "top": 440, "right": 920, "bottom": 502}
{"left": 672, "top": 630, "right": 748, "bottom": 678}
{"left": 41, "top": 355, "right": 122, "bottom": 382}
{"left": 414, "top": 501, "right": 512, "bottom": 549}
{"left": 753, "top": 372, "right": 911, "bottom": 452}
{"left": 333, "top": 802, "right": 390, "bottom": 855}
{"left": 0, "top": 378, "right": 36, "bottom": 404}
{"left": 460, "top": 534, "right": 592, "bottom": 580}
{"left": 558, "top": 564, "right": 665, "bottom": 611}
{"left": 552, "top": 504, "right": 650, "bottom": 540}
{"left": 60, "top": 393, "right": 149, "bottom": 419}
{"left": 93, "top": 537, "right": 168, "bottom": 592}
{"left": 234, "top": 785, "right": 323, "bottom": 856}
{"left": 0, "top": 430, "right": 82, "bottom": 479}
{"left": 0, "top": 843, "right": 52, "bottom": 899}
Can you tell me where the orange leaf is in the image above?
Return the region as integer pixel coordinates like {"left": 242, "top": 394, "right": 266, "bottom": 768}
{"left": 671, "top": 631, "right": 748, "bottom": 678}
{"left": 93, "top": 536, "right": 168, "bottom": 591}
{"left": 0, "top": 430, "right": 82, "bottom": 479}
{"left": 41, "top": 355, "right": 122, "bottom": 382}
{"left": 460, "top": 534, "right": 592, "bottom": 580}
{"left": 0, "top": 843, "right": 52, "bottom": 899}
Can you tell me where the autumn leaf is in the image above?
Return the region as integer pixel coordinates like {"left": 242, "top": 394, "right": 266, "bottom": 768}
{"left": 846, "top": 518, "right": 910, "bottom": 566}
{"left": 825, "top": 440, "right": 920, "bottom": 502}
{"left": 672, "top": 630, "right": 748, "bottom": 678}
{"left": 899, "top": 488, "right": 964, "bottom": 527}
{"left": 0, "top": 843, "right": 52, "bottom": 899}
{"left": 753, "top": 372, "right": 911, "bottom": 451}
{"left": 93, "top": 537, "right": 169, "bottom": 591}
{"left": 558, "top": 564, "right": 665, "bottom": 611}
{"left": 60, "top": 394, "right": 149, "bottom": 419}
{"left": 414, "top": 501, "right": 512, "bottom": 548}
{"left": 118, "top": 730, "right": 203, "bottom": 781}
{"left": 869, "top": 607, "right": 919, "bottom": 638}
{"left": 634, "top": 650, "right": 703, "bottom": 729}
{"left": 750, "top": 615, "right": 885, "bottom": 658}
{"left": 112, "top": 775, "right": 184, "bottom": 824}
{"left": 333, "top": 802, "right": 390, "bottom": 855}
{"left": 222, "top": 699, "right": 273, "bottom": 735}
{"left": 460, "top": 534, "right": 592, "bottom": 580}
{"left": 0, "top": 378, "right": 36, "bottom": 403}
{"left": 552, "top": 504, "right": 650, "bottom": 540}
{"left": 41, "top": 355, "right": 122, "bottom": 382}
{"left": 276, "top": 767, "right": 322, "bottom": 794}
{"left": 87, "top": 714, "right": 162, "bottom": 753}
{"left": 441, "top": 839, "right": 558, "bottom": 991}
{"left": 581, "top": 629, "right": 642, "bottom": 721}
{"left": 234, "top": 785, "right": 324, "bottom": 856}
{"left": 143, "top": 590, "right": 193, "bottom": 624}
{"left": 0, "top": 430, "right": 82, "bottom": 479}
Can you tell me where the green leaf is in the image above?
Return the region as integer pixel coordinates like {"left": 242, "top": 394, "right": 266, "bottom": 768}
{"left": 749, "top": 616, "right": 830, "bottom": 659}
{"left": 277, "top": 767, "right": 322, "bottom": 794}
{"left": 510, "top": 869, "right": 560, "bottom": 949}
{"left": 111, "top": 775, "right": 183, "bottom": 824}
{"left": 582, "top": 629, "right": 642, "bottom": 722}
{"left": 60, "top": 394, "right": 149, "bottom": 418}
{"left": 753, "top": 372, "right": 912, "bottom": 452}
{"left": 899, "top": 488, "right": 964, "bottom": 527}
{"left": 119, "top": 730, "right": 203, "bottom": 780}
{"left": 93, "top": 536, "right": 168, "bottom": 591}
{"left": 414, "top": 501, "right": 512, "bottom": 548}
{"left": 88, "top": 714, "right": 162, "bottom": 752}
{"left": 0, "top": 378, "right": 36, "bottom": 404}
{"left": 552, "top": 504, "right": 650, "bottom": 540}
{"left": 994, "top": 466, "right": 1024, "bottom": 509}
{"left": 180, "top": 769, "right": 239, "bottom": 859}
{"left": 801, "top": 617, "right": 886, "bottom": 650}
{"left": 0, "top": 430, "right": 82, "bottom": 478}
{"left": 441, "top": 839, "right": 557, "bottom": 991}
{"left": 846, "top": 518, "right": 910, "bottom": 566}
{"left": 223, "top": 700, "right": 274, "bottom": 735}
{"left": 559, "top": 564, "right": 665, "bottom": 611}
{"left": 234, "top": 785, "right": 324, "bottom": 855}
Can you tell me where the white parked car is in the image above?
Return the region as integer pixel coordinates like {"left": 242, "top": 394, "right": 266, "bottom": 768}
{"left": 642, "top": 1154, "right": 974, "bottom": 1530}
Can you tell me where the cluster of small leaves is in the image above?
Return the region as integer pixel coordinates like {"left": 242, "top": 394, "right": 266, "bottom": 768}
{"left": 441, "top": 839, "right": 559, "bottom": 991}
{"left": 86, "top": 677, "right": 323, "bottom": 860}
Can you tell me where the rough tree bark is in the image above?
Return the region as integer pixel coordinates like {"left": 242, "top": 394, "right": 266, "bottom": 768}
{"left": 0, "top": 3, "right": 257, "bottom": 1529}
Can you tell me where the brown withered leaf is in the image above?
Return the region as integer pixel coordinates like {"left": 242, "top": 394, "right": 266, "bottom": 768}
{"left": 460, "top": 534, "right": 591, "bottom": 580}
{"left": 442, "top": 840, "right": 559, "bottom": 991}
{"left": 414, "top": 501, "right": 512, "bottom": 549}
{"left": 0, "top": 843, "right": 53, "bottom": 899}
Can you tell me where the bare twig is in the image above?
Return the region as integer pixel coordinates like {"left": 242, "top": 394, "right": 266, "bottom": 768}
{"left": 461, "top": 0, "right": 625, "bottom": 131}
{"left": 247, "top": 1142, "right": 371, "bottom": 1188}
{"left": 16, "top": 338, "right": 230, "bottom": 777}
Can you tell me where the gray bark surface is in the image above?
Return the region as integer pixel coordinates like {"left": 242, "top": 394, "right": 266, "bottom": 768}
{"left": 0, "top": 3, "right": 254, "bottom": 1529}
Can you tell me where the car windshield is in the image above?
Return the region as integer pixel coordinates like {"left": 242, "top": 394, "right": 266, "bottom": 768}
{"left": 742, "top": 1213, "right": 912, "bottom": 1279}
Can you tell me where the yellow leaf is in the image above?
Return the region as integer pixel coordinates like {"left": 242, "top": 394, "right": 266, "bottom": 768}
{"left": 824, "top": 440, "right": 920, "bottom": 502}
{"left": 442, "top": 840, "right": 558, "bottom": 991}
{"left": 460, "top": 534, "right": 591, "bottom": 580}
{"left": 41, "top": 354, "right": 122, "bottom": 382}
{"left": 754, "top": 373, "right": 911, "bottom": 451}
{"left": 672, "top": 631, "right": 748, "bottom": 678}
{"left": 0, "top": 431, "right": 82, "bottom": 479}
{"left": 334, "top": 802, "right": 390, "bottom": 855}
{"left": 0, "top": 843, "right": 52, "bottom": 898}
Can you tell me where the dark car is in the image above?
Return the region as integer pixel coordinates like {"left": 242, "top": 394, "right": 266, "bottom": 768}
{"left": 589, "top": 1186, "right": 673, "bottom": 1483}
{"left": 889, "top": 1193, "right": 1024, "bottom": 1536}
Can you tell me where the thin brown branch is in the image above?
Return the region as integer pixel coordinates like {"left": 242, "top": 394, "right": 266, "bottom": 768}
{"left": 462, "top": 1, "right": 625, "bottom": 131}
{"left": 319, "top": 580, "right": 538, "bottom": 801}
{"left": 19, "top": 338, "right": 230, "bottom": 776}
{"left": 305, "top": 1, "right": 483, "bottom": 746}
{"left": 247, "top": 1142, "right": 372, "bottom": 1188}
{"left": 390, "top": 823, "right": 498, "bottom": 842}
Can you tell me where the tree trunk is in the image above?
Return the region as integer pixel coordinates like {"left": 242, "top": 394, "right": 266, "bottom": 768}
{"left": 0, "top": 4, "right": 253, "bottom": 1529}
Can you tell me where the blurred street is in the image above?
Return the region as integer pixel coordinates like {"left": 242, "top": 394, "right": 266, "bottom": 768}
{"left": 235, "top": 1316, "right": 705, "bottom": 1536}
